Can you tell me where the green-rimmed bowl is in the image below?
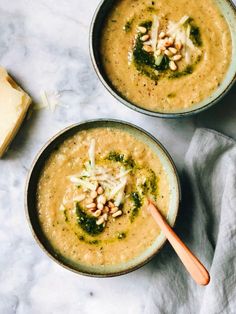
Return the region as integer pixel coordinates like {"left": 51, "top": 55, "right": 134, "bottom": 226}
{"left": 25, "top": 119, "right": 181, "bottom": 277}
{"left": 89, "top": 0, "right": 236, "bottom": 118}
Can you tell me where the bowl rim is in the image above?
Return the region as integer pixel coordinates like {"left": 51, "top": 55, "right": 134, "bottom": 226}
{"left": 25, "top": 119, "right": 181, "bottom": 277}
{"left": 89, "top": 0, "right": 236, "bottom": 119}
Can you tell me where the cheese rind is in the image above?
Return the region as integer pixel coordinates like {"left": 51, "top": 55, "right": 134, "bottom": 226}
{"left": 0, "top": 67, "right": 31, "bottom": 157}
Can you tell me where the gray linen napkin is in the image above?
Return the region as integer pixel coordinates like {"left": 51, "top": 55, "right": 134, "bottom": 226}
{"left": 144, "top": 128, "right": 236, "bottom": 314}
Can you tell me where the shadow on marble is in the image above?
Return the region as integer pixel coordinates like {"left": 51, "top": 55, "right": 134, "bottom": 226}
{"left": 1, "top": 104, "right": 42, "bottom": 162}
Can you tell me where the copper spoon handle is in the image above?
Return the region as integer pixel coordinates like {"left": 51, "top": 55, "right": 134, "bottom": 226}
{"left": 148, "top": 201, "right": 210, "bottom": 286}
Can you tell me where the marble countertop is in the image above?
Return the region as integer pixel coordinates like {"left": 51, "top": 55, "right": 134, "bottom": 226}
{"left": 0, "top": 0, "right": 235, "bottom": 313}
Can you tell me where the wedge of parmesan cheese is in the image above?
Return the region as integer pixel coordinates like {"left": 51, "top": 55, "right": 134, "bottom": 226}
{"left": 0, "top": 67, "right": 31, "bottom": 157}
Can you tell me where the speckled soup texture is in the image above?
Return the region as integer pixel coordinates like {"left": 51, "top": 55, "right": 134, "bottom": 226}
{"left": 37, "top": 128, "right": 170, "bottom": 267}
{"left": 100, "top": 0, "right": 232, "bottom": 113}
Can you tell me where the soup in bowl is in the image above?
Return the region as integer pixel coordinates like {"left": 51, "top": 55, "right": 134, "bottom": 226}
{"left": 25, "top": 120, "right": 180, "bottom": 276}
{"left": 90, "top": 0, "right": 236, "bottom": 117}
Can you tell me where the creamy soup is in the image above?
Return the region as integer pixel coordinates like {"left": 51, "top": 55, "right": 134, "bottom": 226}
{"left": 100, "top": 0, "right": 232, "bottom": 113}
{"left": 37, "top": 128, "right": 170, "bottom": 266}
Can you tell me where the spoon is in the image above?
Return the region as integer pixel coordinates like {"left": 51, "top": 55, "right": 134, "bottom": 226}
{"left": 147, "top": 201, "right": 210, "bottom": 286}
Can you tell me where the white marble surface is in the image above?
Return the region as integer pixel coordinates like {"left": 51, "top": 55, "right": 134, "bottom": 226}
{"left": 0, "top": 1, "right": 235, "bottom": 313}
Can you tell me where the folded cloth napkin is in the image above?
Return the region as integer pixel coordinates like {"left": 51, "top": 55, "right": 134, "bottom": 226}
{"left": 144, "top": 128, "right": 236, "bottom": 314}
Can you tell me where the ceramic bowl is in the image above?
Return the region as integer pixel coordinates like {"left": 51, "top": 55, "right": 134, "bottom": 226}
{"left": 25, "top": 119, "right": 181, "bottom": 277}
{"left": 89, "top": 0, "right": 236, "bottom": 118}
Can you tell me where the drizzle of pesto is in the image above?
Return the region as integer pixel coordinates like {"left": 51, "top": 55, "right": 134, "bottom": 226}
{"left": 139, "top": 21, "right": 152, "bottom": 30}
{"left": 132, "top": 21, "right": 169, "bottom": 81}
{"left": 106, "top": 151, "right": 136, "bottom": 169}
{"left": 190, "top": 25, "right": 202, "bottom": 46}
{"left": 169, "top": 52, "right": 202, "bottom": 79}
{"left": 183, "top": 18, "right": 202, "bottom": 47}
{"left": 117, "top": 232, "right": 126, "bottom": 240}
{"left": 148, "top": 169, "right": 158, "bottom": 194}
{"left": 188, "top": 18, "right": 202, "bottom": 47}
{"left": 123, "top": 18, "right": 134, "bottom": 32}
{"left": 107, "top": 151, "right": 124, "bottom": 162}
{"left": 76, "top": 203, "right": 105, "bottom": 236}
{"left": 130, "top": 192, "right": 142, "bottom": 222}
{"left": 141, "top": 169, "right": 158, "bottom": 199}
{"left": 169, "top": 65, "right": 193, "bottom": 79}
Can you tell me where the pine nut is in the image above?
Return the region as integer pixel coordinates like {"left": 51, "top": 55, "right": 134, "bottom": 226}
{"left": 173, "top": 54, "right": 182, "bottom": 61}
{"left": 164, "top": 40, "right": 172, "bottom": 47}
{"left": 96, "top": 217, "right": 105, "bottom": 225}
{"left": 93, "top": 209, "right": 102, "bottom": 217}
{"left": 143, "top": 45, "right": 153, "bottom": 52}
{"left": 110, "top": 206, "right": 119, "bottom": 214}
{"left": 108, "top": 201, "right": 115, "bottom": 208}
{"left": 141, "top": 34, "right": 150, "bottom": 41}
{"left": 175, "top": 41, "right": 182, "bottom": 50}
{"left": 159, "top": 31, "right": 166, "bottom": 39}
{"left": 112, "top": 210, "right": 123, "bottom": 218}
{"left": 168, "top": 37, "right": 174, "bottom": 45}
{"left": 137, "top": 26, "right": 147, "bottom": 34}
{"left": 90, "top": 190, "right": 97, "bottom": 199}
{"left": 97, "top": 203, "right": 104, "bottom": 210}
{"left": 169, "top": 61, "right": 177, "bottom": 71}
{"left": 104, "top": 206, "right": 110, "bottom": 213}
{"left": 164, "top": 50, "right": 172, "bottom": 57}
{"left": 97, "top": 186, "right": 104, "bottom": 195}
{"left": 102, "top": 213, "right": 108, "bottom": 221}
{"left": 86, "top": 202, "right": 96, "bottom": 209}
{"left": 97, "top": 195, "right": 106, "bottom": 204}
{"left": 169, "top": 47, "right": 177, "bottom": 54}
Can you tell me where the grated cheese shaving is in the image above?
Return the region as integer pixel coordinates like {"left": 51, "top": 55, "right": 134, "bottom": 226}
{"left": 40, "top": 90, "right": 50, "bottom": 109}
{"left": 114, "top": 169, "right": 128, "bottom": 206}
{"left": 69, "top": 176, "right": 98, "bottom": 191}
{"left": 36, "top": 90, "right": 62, "bottom": 112}
{"left": 167, "top": 16, "right": 197, "bottom": 64}
{"left": 109, "top": 180, "right": 127, "bottom": 199}
{"left": 59, "top": 204, "right": 65, "bottom": 211}
{"left": 89, "top": 139, "right": 96, "bottom": 171}
{"left": 179, "top": 15, "right": 190, "bottom": 26}
{"left": 186, "top": 24, "right": 191, "bottom": 37}
{"left": 151, "top": 15, "right": 159, "bottom": 52}
{"left": 73, "top": 194, "right": 86, "bottom": 202}
{"left": 116, "top": 169, "right": 131, "bottom": 179}
{"left": 69, "top": 140, "right": 130, "bottom": 204}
